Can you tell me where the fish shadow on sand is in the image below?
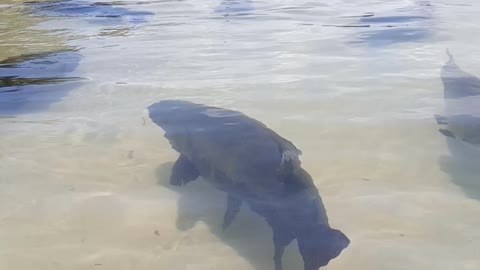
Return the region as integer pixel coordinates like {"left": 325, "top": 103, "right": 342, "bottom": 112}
{"left": 436, "top": 50, "right": 480, "bottom": 200}
{"left": 155, "top": 162, "right": 304, "bottom": 270}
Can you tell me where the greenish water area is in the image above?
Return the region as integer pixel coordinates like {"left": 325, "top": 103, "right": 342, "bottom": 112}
{"left": 1, "top": 1, "right": 479, "bottom": 270}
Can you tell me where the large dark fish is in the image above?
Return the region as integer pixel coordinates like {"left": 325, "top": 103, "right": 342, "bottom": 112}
{"left": 148, "top": 100, "right": 349, "bottom": 270}
{"left": 436, "top": 50, "right": 480, "bottom": 146}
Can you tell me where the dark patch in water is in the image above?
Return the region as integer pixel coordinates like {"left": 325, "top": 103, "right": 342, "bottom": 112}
{"left": 0, "top": 76, "right": 82, "bottom": 88}
{"left": 353, "top": 27, "right": 430, "bottom": 47}
{"left": 340, "top": 13, "right": 374, "bottom": 19}
{"left": 349, "top": 1, "right": 433, "bottom": 47}
{"left": 323, "top": 24, "right": 370, "bottom": 28}
{"left": 360, "top": 15, "right": 429, "bottom": 24}
{"left": 0, "top": 49, "right": 83, "bottom": 115}
{"left": 214, "top": 0, "right": 255, "bottom": 18}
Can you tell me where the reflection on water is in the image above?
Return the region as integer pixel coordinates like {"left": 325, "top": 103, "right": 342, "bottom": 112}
{"left": 27, "top": 0, "right": 154, "bottom": 24}
{"left": 0, "top": 0, "right": 83, "bottom": 115}
{"left": 0, "top": 0, "right": 153, "bottom": 115}
{"left": 0, "top": 49, "right": 83, "bottom": 114}
{"left": 214, "top": 0, "right": 254, "bottom": 18}
{"left": 353, "top": 0, "right": 433, "bottom": 46}
{"left": 26, "top": 0, "right": 154, "bottom": 38}
{"left": 437, "top": 50, "right": 480, "bottom": 200}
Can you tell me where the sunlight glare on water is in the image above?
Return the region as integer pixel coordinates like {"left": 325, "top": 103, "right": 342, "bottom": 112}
{"left": 1, "top": 0, "right": 480, "bottom": 269}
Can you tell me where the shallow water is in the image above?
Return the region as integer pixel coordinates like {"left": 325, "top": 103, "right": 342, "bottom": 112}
{"left": 1, "top": 0, "right": 480, "bottom": 269}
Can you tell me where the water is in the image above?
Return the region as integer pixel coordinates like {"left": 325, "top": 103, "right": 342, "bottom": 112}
{"left": 1, "top": 0, "right": 480, "bottom": 269}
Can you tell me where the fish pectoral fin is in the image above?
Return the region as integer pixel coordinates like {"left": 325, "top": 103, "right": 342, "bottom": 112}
{"left": 170, "top": 154, "right": 199, "bottom": 186}
{"left": 439, "top": 129, "right": 456, "bottom": 138}
{"left": 222, "top": 194, "right": 242, "bottom": 232}
{"left": 434, "top": 114, "right": 448, "bottom": 125}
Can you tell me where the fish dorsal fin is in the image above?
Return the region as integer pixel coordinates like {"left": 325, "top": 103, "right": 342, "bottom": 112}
{"left": 281, "top": 149, "right": 302, "bottom": 166}
{"left": 265, "top": 128, "right": 302, "bottom": 166}
{"left": 264, "top": 128, "right": 302, "bottom": 180}
{"left": 446, "top": 49, "right": 454, "bottom": 64}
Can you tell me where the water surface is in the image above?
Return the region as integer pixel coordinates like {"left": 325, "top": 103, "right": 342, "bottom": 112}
{"left": 1, "top": 0, "right": 480, "bottom": 269}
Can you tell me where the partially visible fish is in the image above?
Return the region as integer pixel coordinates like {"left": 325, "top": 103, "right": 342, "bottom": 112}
{"left": 436, "top": 50, "right": 480, "bottom": 146}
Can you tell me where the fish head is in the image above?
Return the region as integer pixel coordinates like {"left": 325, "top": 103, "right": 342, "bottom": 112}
{"left": 298, "top": 225, "right": 350, "bottom": 270}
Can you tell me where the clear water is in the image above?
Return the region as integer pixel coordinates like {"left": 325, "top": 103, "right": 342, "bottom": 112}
{"left": 1, "top": 0, "right": 480, "bottom": 269}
